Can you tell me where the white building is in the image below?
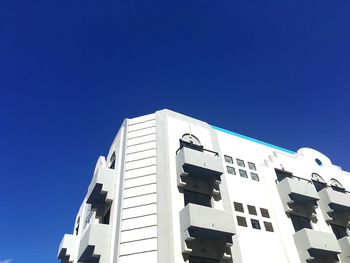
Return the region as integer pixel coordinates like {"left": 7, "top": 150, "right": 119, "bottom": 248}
{"left": 58, "top": 109, "right": 350, "bottom": 263}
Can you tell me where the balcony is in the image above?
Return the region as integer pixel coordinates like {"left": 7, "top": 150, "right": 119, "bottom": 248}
{"left": 176, "top": 146, "right": 223, "bottom": 179}
{"left": 179, "top": 204, "right": 235, "bottom": 261}
{"left": 277, "top": 177, "right": 319, "bottom": 203}
{"left": 87, "top": 166, "right": 115, "bottom": 205}
{"left": 276, "top": 177, "right": 319, "bottom": 214}
{"left": 293, "top": 229, "right": 341, "bottom": 262}
{"left": 176, "top": 146, "right": 223, "bottom": 197}
{"left": 318, "top": 188, "right": 350, "bottom": 213}
{"left": 78, "top": 222, "right": 110, "bottom": 263}
{"left": 57, "top": 234, "right": 77, "bottom": 263}
{"left": 338, "top": 237, "right": 350, "bottom": 263}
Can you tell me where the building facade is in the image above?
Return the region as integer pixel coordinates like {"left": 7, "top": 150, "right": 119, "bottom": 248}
{"left": 58, "top": 109, "right": 350, "bottom": 263}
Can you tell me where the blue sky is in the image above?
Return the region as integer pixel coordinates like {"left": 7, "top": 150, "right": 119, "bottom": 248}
{"left": 1, "top": 0, "right": 350, "bottom": 262}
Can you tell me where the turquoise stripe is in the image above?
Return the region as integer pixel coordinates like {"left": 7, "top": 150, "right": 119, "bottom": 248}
{"left": 211, "top": 125, "right": 296, "bottom": 155}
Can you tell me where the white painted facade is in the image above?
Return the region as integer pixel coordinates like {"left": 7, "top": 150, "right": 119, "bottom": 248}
{"left": 58, "top": 109, "right": 350, "bottom": 263}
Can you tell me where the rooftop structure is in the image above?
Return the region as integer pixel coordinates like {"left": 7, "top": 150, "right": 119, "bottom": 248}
{"left": 58, "top": 109, "right": 350, "bottom": 263}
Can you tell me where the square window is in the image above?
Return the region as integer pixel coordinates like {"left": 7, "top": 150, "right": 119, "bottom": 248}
{"left": 237, "top": 216, "right": 247, "bottom": 227}
{"left": 224, "top": 155, "right": 233, "bottom": 164}
{"left": 260, "top": 208, "right": 270, "bottom": 218}
{"left": 251, "top": 173, "right": 259, "bottom": 181}
{"left": 226, "top": 166, "right": 236, "bottom": 175}
{"left": 247, "top": 205, "right": 257, "bottom": 215}
{"left": 251, "top": 219, "right": 261, "bottom": 230}
{"left": 239, "top": 169, "right": 248, "bottom": 178}
{"left": 236, "top": 159, "right": 245, "bottom": 167}
{"left": 234, "top": 202, "right": 244, "bottom": 212}
{"left": 248, "top": 162, "right": 256, "bottom": 170}
{"left": 264, "top": 222, "right": 274, "bottom": 232}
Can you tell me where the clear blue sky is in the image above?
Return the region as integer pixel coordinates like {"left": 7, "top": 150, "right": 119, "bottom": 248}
{"left": 1, "top": 0, "right": 349, "bottom": 262}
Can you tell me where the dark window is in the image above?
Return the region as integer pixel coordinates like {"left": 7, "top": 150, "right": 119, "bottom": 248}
{"left": 315, "top": 158, "right": 323, "bottom": 166}
{"left": 237, "top": 216, "right": 247, "bottom": 227}
{"left": 251, "top": 219, "right": 261, "bottom": 229}
{"left": 102, "top": 207, "right": 111, "bottom": 225}
{"left": 110, "top": 152, "right": 116, "bottom": 169}
{"left": 237, "top": 159, "right": 245, "bottom": 167}
{"left": 75, "top": 217, "right": 80, "bottom": 235}
{"left": 331, "top": 224, "right": 348, "bottom": 239}
{"left": 264, "top": 222, "right": 274, "bottom": 232}
{"left": 275, "top": 168, "right": 293, "bottom": 182}
{"left": 239, "top": 169, "right": 248, "bottom": 178}
{"left": 247, "top": 205, "right": 257, "bottom": 215}
{"left": 224, "top": 155, "right": 233, "bottom": 164}
{"left": 234, "top": 202, "right": 244, "bottom": 212}
{"left": 290, "top": 215, "right": 312, "bottom": 232}
{"left": 226, "top": 166, "right": 236, "bottom": 175}
{"left": 248, "top": 162, "right": 256, "bottom": 170}
{"left": 189, "top": 256, "right": 219, "bottom": 263}
{"left": 251, "top": 173, "right": 259, "bottom": 181}
{"left": 313, "top": 181, "right": 327, "bottom": 192}
{"left": 331, "top": 186, "right": 346, "bottom": 193}
{"left": 184, "top": 190, "right": 211, "bottom": 207}
{"left": 260, "top": 208, "right": 270, "bottom": 218}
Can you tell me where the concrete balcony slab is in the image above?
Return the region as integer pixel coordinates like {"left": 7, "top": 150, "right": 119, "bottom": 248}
{"left": 87, "top": 166, "right": 115, "bottom": 205}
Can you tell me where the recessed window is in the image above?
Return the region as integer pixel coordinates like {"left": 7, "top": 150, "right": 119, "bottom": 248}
{"left": 189, "top": 257, "right": 219, "bottom": 263}
{"left": 75, "top": 217, "right": 80, "bottom": 235}
{"left": 234, "top": 202, "right": 244, "bottom": 212}
{"left": 251, "top": 173, "right": 259, "bottom": 181}
{"left": 248, "top": 162, "right": 256, "bottom": 170}
{"left": 275, "top": 168, "right": 293, "bottom": 182}
{"left": 315, "top": 158, "right": 323, "bottom": 166}
{"left": 251, "top": 219, "right": 261, "bottom": 229}
{"left": 330, "top": 178, "right": 345, "bottom": 192}
{"left": 224, "top": 155, "right": 233, "bottom": 164}
{"left": 247, "top": 205, "right": 257, "bottom": 215}
{"left": 290, "top": 214, "right": 312, "bottom": 232}
{"left": 237, "top": 159, "right": 245, "bottom": 167}
{"left": 237, "top": 216, "right": 247, "bottom": 227}
{"left": 184, "top": 190, "right": 211, "bottom": 207}
{"left": 260, "top": 208, "right": 270, "bottom": 218}
{"left": 330, "top": 224, "right": 348, "bottom": 239}
{"left": 239, "top": 169, "right": 248, "bottom": 178}
{"left": 264, "top": 222, "right": 274, "bottom": 232}
{"left": 110, "top": 151, "right": 116, "bottom": 169}
{"left": 102, "top": 206, "right": 111, "bottom": 225}
{"left": 226, "top": 166, "right": 236, "bottom": 175}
